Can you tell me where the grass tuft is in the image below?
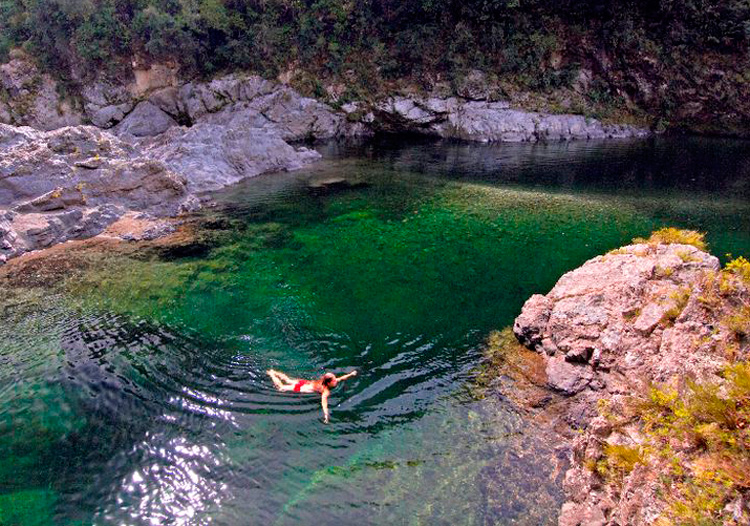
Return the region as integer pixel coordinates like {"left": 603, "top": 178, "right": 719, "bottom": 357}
{"left": 633, "top": 228, "right": 707, "bottom": 251}
{"left": 662, "top": 287, "right": 692, "bottom": 325}
{"left": 725, "top": 256, "right": 750, "bottom": 285}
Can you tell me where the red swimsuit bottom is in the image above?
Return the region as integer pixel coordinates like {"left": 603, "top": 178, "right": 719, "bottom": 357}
{"left": 293, "top": 380, "right": 308, "bottom": 392}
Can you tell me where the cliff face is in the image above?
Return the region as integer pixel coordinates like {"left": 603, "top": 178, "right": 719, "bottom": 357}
{"left": 0, "top": 54, "right": 648, "bottom": 143}
{"left": 1, "top": 1, "right": 746, "bottom": 136}
{"left": 510, "top": 236, "right": 750, "bottom": 525}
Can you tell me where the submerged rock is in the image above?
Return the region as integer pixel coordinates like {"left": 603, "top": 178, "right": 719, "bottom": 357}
{"left": 307, "top": 177, "right": 370, "bottom": 194}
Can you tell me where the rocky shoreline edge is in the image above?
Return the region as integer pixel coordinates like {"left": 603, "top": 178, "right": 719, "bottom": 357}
{"left": 1, "top": 56, "right": 649, "bottom": 266}
{"left": 488, "top": 229, "right": 750, "bottom": 525}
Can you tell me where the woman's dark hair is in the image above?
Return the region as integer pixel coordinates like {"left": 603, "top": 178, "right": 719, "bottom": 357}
{"left": 322, "top": 373, "right": 336, "bottom": 387}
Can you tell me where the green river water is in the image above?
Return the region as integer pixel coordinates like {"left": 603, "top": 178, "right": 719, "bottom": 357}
{"left": 1, "top": 137, "right": 749, "bottom": 525}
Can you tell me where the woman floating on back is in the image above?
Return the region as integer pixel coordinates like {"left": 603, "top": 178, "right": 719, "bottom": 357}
{"left": 267, "top": 369, "right": 357, "bottom": 423}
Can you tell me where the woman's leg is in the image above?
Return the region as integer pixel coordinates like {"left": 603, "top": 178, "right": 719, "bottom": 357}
{"left": 267, "top": 370, "right": 286, "bottom": 390}
{"left": 274, "top": 370, "right": 294, "bottom": 383}
{"left": 267, "top": 370, "right": 298, "bottom": 391}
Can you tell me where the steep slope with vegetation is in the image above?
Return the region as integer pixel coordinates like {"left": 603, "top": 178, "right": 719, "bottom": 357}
{"left": 1, "top": 0, "right": 749, "bottom": 135}
{"left": 496, "top": 229, "right": 750, "bottom": 525}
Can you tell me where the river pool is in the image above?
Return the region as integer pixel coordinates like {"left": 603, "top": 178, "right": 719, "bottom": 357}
{"left": 1, "top": 136, "right": 750, "bottom": 525}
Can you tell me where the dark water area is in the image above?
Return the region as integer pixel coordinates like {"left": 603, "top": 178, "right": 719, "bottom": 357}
{"left": 1, "top": 137, "right": 749, "bottom": 525}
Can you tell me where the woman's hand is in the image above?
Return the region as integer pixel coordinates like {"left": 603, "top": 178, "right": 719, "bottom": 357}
{"left": 337, "top": 370, "right": 358, "bottom": 382}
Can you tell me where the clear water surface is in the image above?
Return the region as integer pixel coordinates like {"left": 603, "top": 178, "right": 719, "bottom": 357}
{"left": 1, "top": 136, "right": 750, "bottom": 525}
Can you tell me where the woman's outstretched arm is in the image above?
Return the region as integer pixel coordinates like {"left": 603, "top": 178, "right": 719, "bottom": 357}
{"left": 336, "top": 370, "right": 358, "bottom": 382}
{"left": 321, "top": 389, "right": 330, "bottom": 423}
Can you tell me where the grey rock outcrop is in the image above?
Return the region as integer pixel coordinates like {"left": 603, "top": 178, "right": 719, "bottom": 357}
{"left": 0, "top": 121, "right": 319, "bottom": 263}
{"left": 7, "top": 205, "right": 125, "bottom": 255}
{"left": 82, "top": 81, "right": 135, "bottom": 128}
{"left": 2, "top": 51, "right": 650, "bottom": 144}
{"left": 513, "top": 243, "right": 721, "bottom": 395}
{"left": 0, "top": 124, "right": 184, "bottom": 261}
{"left": 0, "top": 55, "right": 83, "bottom": 130}
{"left": 366, "top": 96, "right": 649, "bottom": 142}
{"left": 114, "top": 101, "right": 177, "bottom": 137}
{"left": 170, "top": 75, "right": 362, "bottom": 141}
{"left": 145, "top": 122, "right": 321, "bottom": 192}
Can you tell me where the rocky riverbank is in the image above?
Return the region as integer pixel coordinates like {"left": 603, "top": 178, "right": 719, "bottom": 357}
{"left": 0, "top": 54, "right": 651, "bottom": 265}
{"left": 500, "top": 230, "right": 750, "bottom": 525}
{"left": 0, "top": 120, "right": 320, "bottom": 263}
{"left": 0, "top": 54, "right": 649, "bottom": 142}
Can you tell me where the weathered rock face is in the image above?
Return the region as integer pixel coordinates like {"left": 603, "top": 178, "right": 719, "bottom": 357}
{"left": 82, "top": 81, "right": 135, "bottom": 128}
{"left": 90, "top": 73, "right": 362, "bottom": 141}
{"left": 0, "top": 124, "right": 182, "bottom": 261}
{"left": 514, "top": 243, "right": 722, "bottom": 395}
{"left": 1, "top": 52, "right": 650, "bottom": 143}
{"left": 6, "top": 205, "right": 125, "bottom": 256}
{"left": 361, "top": 96, "right": 649, "bottom": 142}
{"left": 0, "top": 55, "right": 83, "bottom": 130}
{"left": 114, "top": 101, "right": 177, "bottom": 137}
{"left": 511, "top": 242, "right": 749, "bottom": 525}
{"left": 145, "top": 122, "right": 321, "bottom": 192}
{"left": 0, "top": 121, "right": 319, "bottom": 262}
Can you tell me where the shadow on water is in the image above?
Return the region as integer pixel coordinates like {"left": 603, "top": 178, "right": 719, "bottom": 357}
{"left": 1, "top": 136, "right": 750, "bottom": 525}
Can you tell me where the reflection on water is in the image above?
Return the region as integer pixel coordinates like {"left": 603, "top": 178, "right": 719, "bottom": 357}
{"left": 1, "top": 137, "right": 750, "bottom": 525}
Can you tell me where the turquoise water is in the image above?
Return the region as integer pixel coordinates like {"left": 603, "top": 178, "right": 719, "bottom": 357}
{"left": 1, "top": 137, "right": 750, "bottom": 525}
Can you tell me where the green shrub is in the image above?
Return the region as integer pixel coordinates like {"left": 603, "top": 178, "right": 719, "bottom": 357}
{"left": 636, "top": 362, "right": 750, "bottom": 525}
{"left": 0, "top": 0, "right": 747, "bottom": 113}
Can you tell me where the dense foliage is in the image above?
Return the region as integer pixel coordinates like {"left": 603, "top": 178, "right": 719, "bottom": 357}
{"left": 0, "top": 0, "right": 748, "bottom": 129}
{"left": 1, "top": 0, "right": 747, "bottom": 79}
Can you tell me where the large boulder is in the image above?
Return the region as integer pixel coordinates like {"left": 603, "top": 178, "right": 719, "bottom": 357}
{"left": 510, "top": 241, "right": 750, "bottom": 526}
{"left": 146, "top": 123, "right": 321, "bottom": 192}
{"left": 82, "top": 80, "right": 136, "bottom": 128}
{"left": 513, "top": 243, "right": 721, "bottom": 394}
{"left": 114, "top": 101, "right": 177, "bottom": 137}
{"left": 180, "top": 75, "right": 356, "bottom": 140}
